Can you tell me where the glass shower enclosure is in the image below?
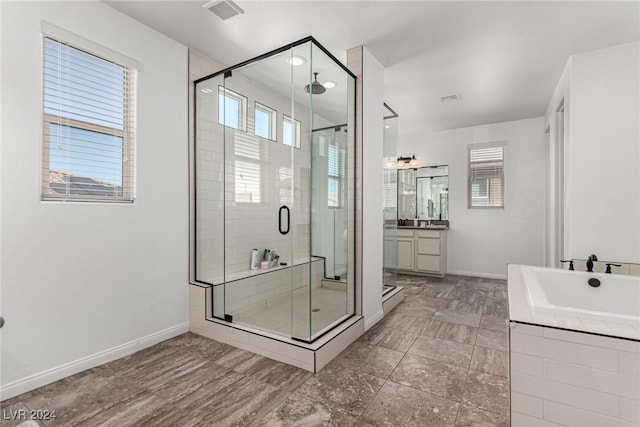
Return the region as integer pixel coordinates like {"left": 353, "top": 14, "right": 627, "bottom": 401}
{"left": 383, "top": 104, "right": 398, "bottom": 295}
{"left": 194, "top": 37, "right": 355, "bottom": 343}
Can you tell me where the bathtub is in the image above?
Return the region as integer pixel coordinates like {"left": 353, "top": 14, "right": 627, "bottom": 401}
{"left": 521, "top": 265, "right": 640, "bottom": 326}
{"left": 508, "top": 265, "right": 640, "bottom": 426}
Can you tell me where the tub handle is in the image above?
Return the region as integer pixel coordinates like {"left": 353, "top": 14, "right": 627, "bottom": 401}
{"left": 605, "top": 263, "right": 622, "bottom": 274}
{"left": 560, "top": 260, "right": 574, "bottom": 271}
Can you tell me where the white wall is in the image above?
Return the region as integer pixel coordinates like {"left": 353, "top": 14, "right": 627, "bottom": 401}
{"left": 566, "top": 41, "right": 640, "bottom": 263}
{"left": 362, "top": 48, "right": 385, "bottom": 327}
{"left": 348, "top": 46, "right": 385, "bottom": 328}
{"left": 1, "top": 1, "right": 189, "bottom": 398}
{"left": 399, "top": 118, "right": 546, "bottom": 279}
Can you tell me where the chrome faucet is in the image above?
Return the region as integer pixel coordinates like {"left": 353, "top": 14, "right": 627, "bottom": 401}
{"left": 586, "top": 254, "right": 598, "bottom": 272}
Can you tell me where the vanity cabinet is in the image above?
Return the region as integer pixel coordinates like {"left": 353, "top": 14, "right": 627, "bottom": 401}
{"left": 395, "top": 228, "right": 447, "bottom": 277}
{"left": 396, "top": 229, "right": 415, "bottom": 270}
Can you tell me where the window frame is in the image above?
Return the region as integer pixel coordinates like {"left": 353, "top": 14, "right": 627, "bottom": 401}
{"left": 282, "top": 115, "right": 301, "bottom": 149}
{"left": 253, "top": 101, "right": 277, "bottom": 141}
{"left": 467, "top": 142, "right": 505, "bottom": 209}
{"left": 218, "top": 86, "right": 247, "bottom": 132}
{"left": 41, "top": 32, "right": 136, "bottom": 203}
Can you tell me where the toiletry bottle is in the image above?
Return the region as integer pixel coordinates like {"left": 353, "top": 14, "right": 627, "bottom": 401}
{"left": 250, "top": 248, "right": 259, "bottom": 270}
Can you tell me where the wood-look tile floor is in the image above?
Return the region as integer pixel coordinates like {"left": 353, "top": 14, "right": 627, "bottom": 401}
{"left": 1, "top": 274, "right": 509, "bottom": 426}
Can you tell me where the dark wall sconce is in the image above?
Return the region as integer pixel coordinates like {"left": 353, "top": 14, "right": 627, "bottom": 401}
{"left": 397, "top": 155, "right": 419, "bottom": 168}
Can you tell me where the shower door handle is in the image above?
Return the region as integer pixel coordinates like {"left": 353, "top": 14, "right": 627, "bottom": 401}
{"left": 279, "top": 205, "right": 290, "bottom": 235}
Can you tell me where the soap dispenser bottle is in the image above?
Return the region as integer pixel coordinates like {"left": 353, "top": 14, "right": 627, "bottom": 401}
{"left": 250, "top": 248, "right": 259, "bottom": 270}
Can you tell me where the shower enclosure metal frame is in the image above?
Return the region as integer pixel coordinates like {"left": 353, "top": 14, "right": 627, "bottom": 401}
{"left": 383, "top": 103, "right": 399, "bottom": 296}
{"left": 193, "top": 36, "right": 356, "bottom": 344}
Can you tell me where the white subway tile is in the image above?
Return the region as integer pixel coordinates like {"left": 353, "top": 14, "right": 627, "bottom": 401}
{"left": 510, "top": 333, "right": 619, "bottom": 372}
{"left": 620, "top": 351, "right": 640, "bottom": 376}
{"left": 620, "top": 398, "right": 640, "bottom": 424}
{"left": 511, "top": 391, "right": 543, "bottom": 418}
{"left": 544, "top": 400, "right": 635, "bottom": 427}
{"left": 544, "top": 328, "right": 640, "bottom": 354}
{"left": 544, "top": 359, "right": 640, "bottom": 399}
{"left": 615, "top": 397, "right": 639, "bottom": 427}
{"left": 511, "top": 352, "right": 544, "bottom": 376}
{"left": 511, "top": 411, "right": 561, "bottom": 427}
{"left": 511, "top": 372, "right": 620, "bottom": 417}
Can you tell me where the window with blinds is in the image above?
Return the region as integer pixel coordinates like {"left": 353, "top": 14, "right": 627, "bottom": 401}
{"left": 468, "top": 143, "right": 505, "bottom": 208}
{"left": 383, "top": 167, "right": 397, "bottom": 209}
{"left": 42, "top": 36, "right": 135, "bottom": 202}
{"left": 328, "top": 143, "right": 344, "bottom": 208}
{"left": 234, "top": 132, "right": 261, "bottom": 203}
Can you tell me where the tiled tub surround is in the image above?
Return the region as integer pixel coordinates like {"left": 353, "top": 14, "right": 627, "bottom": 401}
{"left": 6, "top": 274, "right": 510, "bottom": 425}
{"left": 508, "top": 264, "right": 640, "bottom": 426}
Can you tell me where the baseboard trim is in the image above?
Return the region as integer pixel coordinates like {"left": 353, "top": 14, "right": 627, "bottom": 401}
{"left": 447, "top": 270, "right": 507, "bottom": 280}
{"left": 364, "top": 308, "right": 384, "bottom": 331}
{"left": 0, "top": 322, "right": 188, "bottom": 401}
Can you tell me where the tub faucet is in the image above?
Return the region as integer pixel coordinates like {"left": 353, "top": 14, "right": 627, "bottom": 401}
{"left": 605, "top": 263, "right": 622, "bottom": 274}
{"left": 560, "top": 260, "right": 574, "bottom": 270}
{"left": 586, "top": 254, "right": 598, "bottom": 272}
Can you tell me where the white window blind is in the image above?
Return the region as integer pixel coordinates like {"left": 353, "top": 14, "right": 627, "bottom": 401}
{"left": 233, "top": 132, "right": 262, "bottom": 204}
{"left": 235, "top": 160, "right": 261, "bottom": 203}
{"left": 42, "top": 36, "right": 135, "bottom": 202}
{"left": 468, "top": 143, "right": 505, "bottom": 208}
{"left": 383, "top": 167, "right": 397, "bottom": 209}
{"left": 328, "top": 143, "right": 344, "bottom": 208}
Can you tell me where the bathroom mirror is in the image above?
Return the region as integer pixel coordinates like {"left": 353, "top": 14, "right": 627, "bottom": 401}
{"left": 397, "top": 165, "right": 449, "bottom": 221}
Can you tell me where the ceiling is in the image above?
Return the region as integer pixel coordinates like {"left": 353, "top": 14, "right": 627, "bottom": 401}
{"left": 105, "top": 1, "right": 640, "bottom": 136}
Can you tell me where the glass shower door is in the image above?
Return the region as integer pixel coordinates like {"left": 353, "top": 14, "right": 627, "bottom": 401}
{"left": 220, "top": 56, "right": 295, "bottom": 337}
{"left": 194, "top": 37, "right": 356, "bottom": 343}
{"left": 290, "top": 42, "right": 313, "bottom": 342}
{"left": 306, "top": 42, "right": 355, "bottom": 341}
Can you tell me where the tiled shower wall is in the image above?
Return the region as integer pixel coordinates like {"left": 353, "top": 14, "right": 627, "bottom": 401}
{"left": 194, "top": 57, "right": 312, "bottom": 285}
{"left": 220, "top": 258, "right": 326, "bottom": 320}
{"left": 190, "top": 48, "right": 356, "bottom": 334}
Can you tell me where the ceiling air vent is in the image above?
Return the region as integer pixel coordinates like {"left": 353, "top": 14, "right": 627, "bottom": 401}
{"left": 203, "top": 0, "right": 244, "bottom": 20}
{"left": 440, "top": 93, "right": 461, "bottom": 103}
